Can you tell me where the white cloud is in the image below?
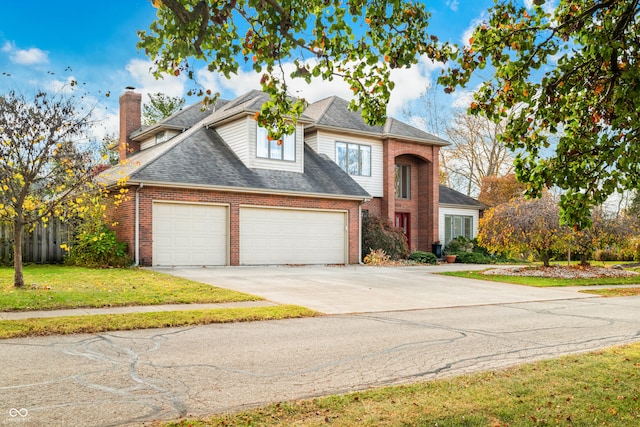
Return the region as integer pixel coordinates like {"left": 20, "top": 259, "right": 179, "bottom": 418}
{"left": 388, "top": 56, "right": 443, "bottom": 116}
{"left": 124, "top": 59, "right": 186, "bottom": 104}
{"left": 461, "top": 12, "right": 488, "bottom": 47}
{"left": 446, "top": 0, "right": 459, "bottom": 12}
{"left": 2, "top": 41, "right": 49, "bottom": 65}
{"left": 196, "top": 55, "right": 442, "bottom": 118}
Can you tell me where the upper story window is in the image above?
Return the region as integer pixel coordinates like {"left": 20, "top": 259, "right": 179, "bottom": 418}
{"left": 155, "top": 131, "right": 170, "bottom": 144}
{"left": 336, "top": 142, "right": 371, "bottom": 176}
{"left": 256, "top": 126, "right": 295, "bottom": 161}
{"left": 395, "top": 164, "right": 411, "bottom": 199}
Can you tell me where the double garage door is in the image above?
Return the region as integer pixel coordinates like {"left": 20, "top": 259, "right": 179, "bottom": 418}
{"left": 152, "top": 202, "right": 347, "bottom": 266}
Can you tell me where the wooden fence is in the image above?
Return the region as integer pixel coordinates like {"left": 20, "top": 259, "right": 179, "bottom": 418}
{"left": 0, "top": 219, "right": 71, "bottom": 265}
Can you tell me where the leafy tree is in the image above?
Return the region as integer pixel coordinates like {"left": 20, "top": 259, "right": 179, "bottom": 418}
{"left": 441, "top": 0, "right": 640, "bottom": 229}
{"left": 404, "top": 88, "right": 513, "bottom": 197}
{"left": 0, "top": 90, "right": 94, "bottom": 287}
{"left": 626, "top": 190, "right": 640, "bottom": 231}
{"left": 477, "top": 174, "right": 527, "bottom": 207}
{"left": 570, "top": 207, "right": 634, "bottom": 264}
{"left": 442, "top": 112, "right": 512, "bottom": 196}
{"left": 139, "top": 0, "right": 450, "bottom": 137}
{"left": 142, "top": 92, "right": 185, "bottom": 126}
{"left": 478, "top": 194, "right": 570, "bottom": 266}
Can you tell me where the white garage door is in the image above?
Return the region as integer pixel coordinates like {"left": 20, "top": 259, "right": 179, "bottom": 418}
{"left": 153, "top": 202, "right": 228, "bottom": 266}
{"left": 240, "top": 207, "right": 347, "bottom": 265}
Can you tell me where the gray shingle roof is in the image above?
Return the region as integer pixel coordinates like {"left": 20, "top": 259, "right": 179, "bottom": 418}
{"left": 306, "top": 96, "right": 449, "bottom": 145}
{"left": 205, "top": 90, "right": 314, "bottom": 126}
{"left": 128, "top": 126, "right": 370, "bottom": 199}
{"left": 439, "top": 185, "right": 485, "bottom": 208}
{"left": 130, "top": 99, "right": 229, "bottom": 139}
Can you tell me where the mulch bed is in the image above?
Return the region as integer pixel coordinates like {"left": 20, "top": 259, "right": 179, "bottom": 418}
{"left": 482, "top": 265, "right": 639, "bottom": 279}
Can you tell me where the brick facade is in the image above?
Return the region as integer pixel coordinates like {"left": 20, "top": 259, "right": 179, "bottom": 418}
{"left": 112, "top": 185, "right": 363, "bottom": 266}
{"left": 118, "top": 91, "right": 142, "bottom": 161}
{"left": 380, "top": 139, "right": 440, "bottom": 252}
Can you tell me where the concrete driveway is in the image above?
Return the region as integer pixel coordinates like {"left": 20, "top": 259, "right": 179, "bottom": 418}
{"left": 156, "top": 264, "right": 594, "bottom": 314}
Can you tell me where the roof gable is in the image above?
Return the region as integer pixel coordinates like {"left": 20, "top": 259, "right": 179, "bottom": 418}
{"left": 306, "top": 96, "right": 449, "bottom": 145}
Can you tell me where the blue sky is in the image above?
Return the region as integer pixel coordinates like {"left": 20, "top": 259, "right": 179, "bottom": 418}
{"left": 0, "top": 0, "right": 502, "bottom": 139}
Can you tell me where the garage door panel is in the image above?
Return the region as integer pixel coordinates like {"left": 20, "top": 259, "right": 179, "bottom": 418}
{"left": 240, "top": 207, "right": 346, "bottom": 265}
{"left": 153, "top": 203, "right": 228, "bottom": 266}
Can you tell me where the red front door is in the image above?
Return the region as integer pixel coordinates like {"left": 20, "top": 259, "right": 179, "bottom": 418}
{"left": 395, "top": 212, "right": 410, "bottom": 247}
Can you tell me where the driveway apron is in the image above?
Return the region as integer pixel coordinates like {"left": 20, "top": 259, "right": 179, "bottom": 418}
{"left": 157, "top": 265, "right": 596, "bottom": 314}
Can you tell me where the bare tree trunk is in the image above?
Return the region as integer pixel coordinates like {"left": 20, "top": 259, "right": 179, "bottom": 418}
{"left": 13, "top": 218, "right": 25, "bottom": 288}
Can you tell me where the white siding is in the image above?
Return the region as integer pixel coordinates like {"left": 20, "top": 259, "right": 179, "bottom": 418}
{"left": 140, "top": 130, "right": 180, "bottom": 150}
{"left": 305, "top": 133, "right": 318, "bottom": 152}
{"left": 315, "top": 130, "right": 384, "bottom": 197}
{"left": 439, "top": 206, "right": 481, "bottom": 244}
{"left": 216, "top": 116, "right": 251, "bottom": 165}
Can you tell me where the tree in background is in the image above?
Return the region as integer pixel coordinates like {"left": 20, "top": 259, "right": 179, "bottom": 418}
{"left": 142, "top": 93, "right": 185, "bottom": 126}
{"left": 444, "top": 112, "right": 512, "bottom": 196}
{"left": 477, "top": 174, "right": 527, "bottom": 208}
{"left": 478, "top": 194, "right": 570, "bottom": 267}
{"left": 403, "top": 88, "right": 513, "bottom": 197}
{"left": 441, "top": 0, "right": 640, "bottom": 229}
{"left": 139, "top": 0, "right": 450, "bottom": 137}
{"left": 0, "top": 90, "right": 94, "bottom": 287}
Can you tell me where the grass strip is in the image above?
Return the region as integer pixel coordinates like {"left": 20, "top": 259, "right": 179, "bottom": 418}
{"left": 159, "top": 343, "right": 640, "bottom": 427}
{"left": 0, "top": 266, "right": 260, "bottom": 311}
{"left": 441, "top": 270, "right": 640, "bottom": 287}
{"left": 0, "top": 305, "right": 318, "bottom": 339}
{"left": 582, "top": 287, "right": 640, "bottom": 297}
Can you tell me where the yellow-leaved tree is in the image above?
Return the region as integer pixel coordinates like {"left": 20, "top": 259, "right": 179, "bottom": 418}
{"left": 0, "top": 89, "right": 97, "bottom": 287}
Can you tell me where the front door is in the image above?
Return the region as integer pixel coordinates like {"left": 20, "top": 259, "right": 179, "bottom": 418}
{"left": 395, "top": 212, "right": 410, "bottom": 248}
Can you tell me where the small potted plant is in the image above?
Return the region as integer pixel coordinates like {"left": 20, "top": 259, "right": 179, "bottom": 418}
{"left": 445, "top": 253, "right": 457, "bottom": 263}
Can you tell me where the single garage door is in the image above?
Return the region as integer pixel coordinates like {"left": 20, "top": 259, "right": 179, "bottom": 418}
{"left": 153, "top": 202, "right": 228, "bottom": 266}
{"left": 240, "top": 207, "right": 347, "bottom": 265}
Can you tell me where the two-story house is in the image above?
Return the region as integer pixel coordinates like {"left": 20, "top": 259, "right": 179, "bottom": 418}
{"left": 104, "top": 89, "right": 448, "bottom": 266}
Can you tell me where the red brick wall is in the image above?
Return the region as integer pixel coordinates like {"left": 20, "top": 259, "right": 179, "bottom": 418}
{"left": 111, "top": 185, "right": 363, "bottom": 266}
{"left": 118, "top": 91, "right": 142, "bottom": 161}
{"left": 381, "top": 139, "right": 440, "bottom": 252}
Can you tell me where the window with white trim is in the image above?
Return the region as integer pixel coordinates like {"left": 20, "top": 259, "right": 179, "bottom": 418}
{"left": 444, "top": 214, "right": 474, "bottom": 244}
{"left": 256, "top": 126, "right": 295, "bottom": 161}
{"left": 336, "top": 142, "right": 371, "bottom": 176}
{"left": 395, "top": 164, "right": 411, "bottom": 199}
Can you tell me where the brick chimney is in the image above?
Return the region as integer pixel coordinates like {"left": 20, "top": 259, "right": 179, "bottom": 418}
{"left": 119, "top": 90, "right": 142, "bottom": 161}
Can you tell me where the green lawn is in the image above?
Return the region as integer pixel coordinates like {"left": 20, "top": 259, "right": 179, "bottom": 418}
{"left": 0, "top": 266, "right": 260, "bottom": 311}
{"left": 0, "top": 265, "right": 319, "bottom": 339}
{"left": 0, "top": 305, "right": 318, "bottom": 339}
{"left": 441, "top": 270, "right": 640, "bottom": 287}
{"left": 158, "top": 343, "right": 640, "bottom": 426}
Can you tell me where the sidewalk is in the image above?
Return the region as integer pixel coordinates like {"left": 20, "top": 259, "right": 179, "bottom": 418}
{"left": 0, "top": 300, "right": 279, "bottom": 320}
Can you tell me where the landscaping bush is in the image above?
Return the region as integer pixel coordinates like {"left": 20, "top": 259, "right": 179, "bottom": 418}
{"left": 408, "top": 251, "right": 438, "bottom": 265}
{"left": 594, "top": 249, "right": 619, "bottom": 262}
{"left": 444, "top": 236, "right": 474, "bottom": 255}
{"left": 64, "top": 225, "right": 131, "bottom": 268}
{"left": 619, "top": 237, "right": 640, "bottom": 261}
{"left": 363, "top": 248, "right": 390, "bottom": 265}
{"left": 362, "top": 214, "right": 409, "bottom": 260}
{"left": 454, "top": 251, "right": 492, "bottom": 264}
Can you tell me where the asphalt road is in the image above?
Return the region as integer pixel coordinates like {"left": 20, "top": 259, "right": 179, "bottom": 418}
{"left": 1, "top": 293, "right": 640, "bottom": 426}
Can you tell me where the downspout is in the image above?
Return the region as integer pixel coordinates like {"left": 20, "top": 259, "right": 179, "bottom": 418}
{"left": 134, "top": 183, "right": 144, "bottom": 266}
{"left": 358, "top": 202, "right": 364, "bottom": 264}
